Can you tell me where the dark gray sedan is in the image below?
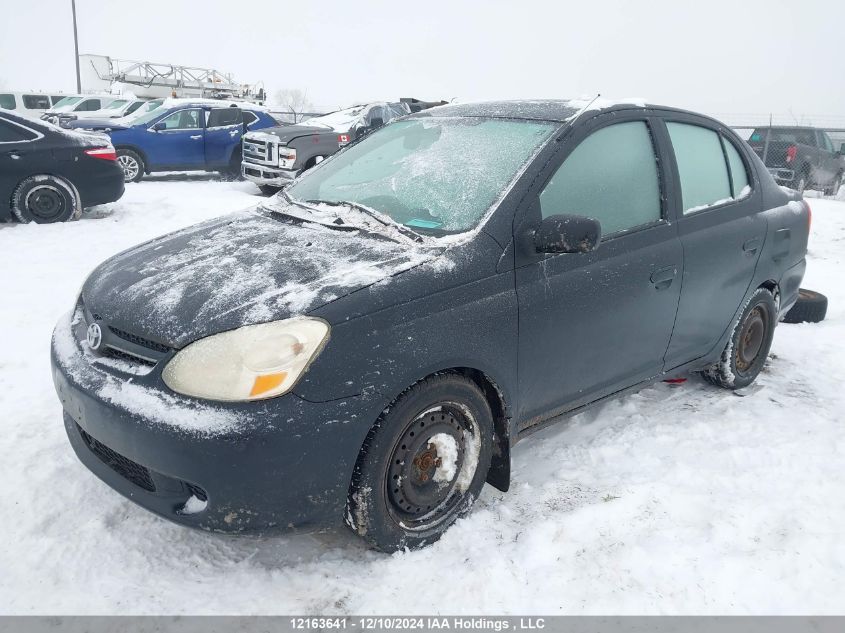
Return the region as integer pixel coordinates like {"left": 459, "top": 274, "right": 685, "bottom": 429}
{"left": 52, "top": 100, "right": 809, "bottom": 551}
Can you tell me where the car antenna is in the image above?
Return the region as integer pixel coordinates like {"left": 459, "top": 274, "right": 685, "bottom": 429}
{"left": 567, "top": 93, "right": 602, "bottom": 126}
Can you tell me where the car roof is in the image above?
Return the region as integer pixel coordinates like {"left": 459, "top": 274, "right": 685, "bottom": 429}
{"left": 161, "top": 98, "right": 269, "bottom": 111}
{"left": 754, "top": 125, "right": 819, "bottom": 130}
{"left": 411, "top": 98, "right": 664, "bottom": 122}
{"left": 410, "top": 99, "right": 747, "bottom": 136}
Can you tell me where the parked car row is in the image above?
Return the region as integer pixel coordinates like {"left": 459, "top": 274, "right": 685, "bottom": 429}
{"left": 42, "top": 95, "right": 152, "bottom": 128}
{"left": 241, "top": 101, "right": 414, "bottom": 194}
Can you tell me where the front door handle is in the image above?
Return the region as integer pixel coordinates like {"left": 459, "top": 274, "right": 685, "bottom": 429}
{"left": 5, "top": 150, "right": 23, "bottom": 159}
{"left": 742, "top": 237, "right": 762, "bottom": 256}
{"left": 190, "top": 134, "right": 202, "bottom": 140}
{"left": 229, "top": 130, "right": 239, "bottom": 137}
{"left": 650, "top": 266, "right": 677, "bottom": 290}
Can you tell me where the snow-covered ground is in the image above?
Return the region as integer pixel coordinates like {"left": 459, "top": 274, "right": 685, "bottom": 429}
{"left": 0, "top": 177, "right": 843, "bottom": 615}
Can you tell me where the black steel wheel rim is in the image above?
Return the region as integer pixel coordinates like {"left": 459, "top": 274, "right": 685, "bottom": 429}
{"left": 736, "top": 305, "right": 768, "bottom": 373}
{"left": 386, "top": 404, "right": 473, "bottom": 528}
{"left": 26, "top": 185, "right": 65, "bottom": 220}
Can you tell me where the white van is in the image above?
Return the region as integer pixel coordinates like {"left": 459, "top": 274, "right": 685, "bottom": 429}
{"left": 40, "top": 94, "right": 120, "bottom": 125}
{"left": 0, "top": 92, "right": 70, "bottom": 115}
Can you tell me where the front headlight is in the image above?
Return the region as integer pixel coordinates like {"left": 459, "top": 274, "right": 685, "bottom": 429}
{"left": 278, "top": 146, "right": 296, "bottom": 169}
{"left": 162, "top": 317, "right": 329, "bottom": 402}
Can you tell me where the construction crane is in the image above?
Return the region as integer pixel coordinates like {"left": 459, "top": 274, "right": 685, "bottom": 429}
{"left": 79, "top": 54, "right": 265, "bottom": 102}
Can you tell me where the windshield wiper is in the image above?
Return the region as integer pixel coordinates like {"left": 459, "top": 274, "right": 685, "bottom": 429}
{"left": 305, "top": 199, "right": 424, "bottom": 243}
{"left": 262, "top": 191, "right": 357, "bottom": 231}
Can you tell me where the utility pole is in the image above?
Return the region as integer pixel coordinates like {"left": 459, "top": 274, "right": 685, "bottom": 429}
{"left": 71, "top": 0, "right": 81, "bottom": 92}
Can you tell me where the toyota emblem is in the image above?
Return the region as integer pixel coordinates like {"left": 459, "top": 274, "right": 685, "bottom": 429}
{"left": 87, "top": 323, "right": 103, "bottom": 350}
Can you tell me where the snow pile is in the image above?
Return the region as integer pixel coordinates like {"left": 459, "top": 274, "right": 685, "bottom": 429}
{"left": 427, "top": 433, "right": 459, "bottom": 484}
{"left": 0, "top": 178, "right": 844, "bottom": 614}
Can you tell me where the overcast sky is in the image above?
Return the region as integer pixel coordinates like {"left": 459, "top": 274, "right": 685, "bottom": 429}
{"left": 1, "top": 0, "right": 842, "bottom": 123}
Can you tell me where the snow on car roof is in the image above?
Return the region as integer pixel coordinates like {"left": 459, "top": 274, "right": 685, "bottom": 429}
{"left": 417, "top": 98, "right": 650, "bottom": 122}
{"left": 158, "top": 97, "right": 270, "bottom": 111}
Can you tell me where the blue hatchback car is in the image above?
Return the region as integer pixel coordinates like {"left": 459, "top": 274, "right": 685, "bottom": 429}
{"left": 95, "top": 99, "right": 277, "bottom": 182}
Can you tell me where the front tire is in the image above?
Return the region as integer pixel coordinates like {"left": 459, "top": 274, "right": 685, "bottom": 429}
{"left": 702, "top": 287, "right": 777, "bottom": 390}
{"left": 346, "top": 374, "right": 494, "bottom": 552}
{"left": 258, "top": 185, "right": 281, "bottom": 196}
{"left": 116, "top": 149, "right": 144, "bottom": 183}
{"left": 12, "top": 175, "right": 82, "bottom": 223}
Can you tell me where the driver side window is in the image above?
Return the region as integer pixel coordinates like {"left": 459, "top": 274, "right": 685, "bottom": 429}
{"left": 539, "top": 121, "right": 662, "bottom": 236}
{"left": 158, "top": 109, "right": 201, "bottom": 130}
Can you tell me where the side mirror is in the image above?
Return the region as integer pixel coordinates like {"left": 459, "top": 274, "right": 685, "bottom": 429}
{"left": 152, "top": 121, "right": 166, "bottom": 131}
{"left": 534, "top": 214, "right": 601, "bottom": 254}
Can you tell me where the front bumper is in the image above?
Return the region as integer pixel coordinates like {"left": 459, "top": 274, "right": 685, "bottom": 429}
{"left": 242, "top": 161, "right": 298, "bottom": 187}
{"left": 51, "top": 308, "right": 380, "bottom": 534}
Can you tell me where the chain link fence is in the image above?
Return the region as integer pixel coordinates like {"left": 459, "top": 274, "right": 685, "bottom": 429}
{"left": 712, "top": 113, "right": 845, "bottom": 195}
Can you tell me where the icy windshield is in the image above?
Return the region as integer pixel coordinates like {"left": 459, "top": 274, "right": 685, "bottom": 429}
{"left": 104, "top": 99, "right": 128, "bottom": 109}
{"left": 286, "top": 117, "right": 556, "bottom": 234}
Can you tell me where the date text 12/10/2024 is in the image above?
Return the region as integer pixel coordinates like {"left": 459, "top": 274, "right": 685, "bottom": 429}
{"left": 290, "top": 618, "right": 547, "bottom": 630}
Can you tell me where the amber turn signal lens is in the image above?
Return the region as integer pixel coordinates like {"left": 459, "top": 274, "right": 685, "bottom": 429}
{"left": 250, "top": 372, "right": 288, "bottom": 397}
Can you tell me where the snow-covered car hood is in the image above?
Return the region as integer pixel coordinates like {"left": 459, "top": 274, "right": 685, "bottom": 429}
{"left": 251, "top": 124, "right": 340, "bottom": 142}
{"left": 81, "top": 206, "right": 438, "bottom": 348}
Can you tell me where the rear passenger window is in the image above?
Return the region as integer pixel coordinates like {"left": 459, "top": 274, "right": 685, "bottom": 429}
{"left": 207, "top": 108, "right": 242, "bottom": 127}
{"left": 0, "top": 119, "right": 38, "bottom": 142}
{"left": 722, "top": 137, "right": 750, "bottom": 197}
{"left": 667, "top": 122, "right": 731, "bottom": 214}
{"left": 23, "top": 95, "right": 51, "bottom": 109}
{"left": 0, "top": 94, "right": 16, "bottom": 110}
{"left": 539, "top": 121, "right": 661, "bottom": 236}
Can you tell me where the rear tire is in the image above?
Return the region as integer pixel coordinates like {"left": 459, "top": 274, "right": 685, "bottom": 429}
{"left": 12, "top": 175, "right": 82, "bottom": 223}
{"left": 782, "top": 289, "right": 827, "bottom": 324}
{"left": 702, "top": 287, "right": 776, "bottom": 390}
{"left": 346, "top": 374, "right": 494, "bottom": 552}
{"left": 116, "top": 149, "right": 144, "bottom": 183}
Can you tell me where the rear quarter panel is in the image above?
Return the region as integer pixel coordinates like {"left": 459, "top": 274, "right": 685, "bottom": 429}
{"left": 758, "top": 183, "right": 810, "bottom": 315}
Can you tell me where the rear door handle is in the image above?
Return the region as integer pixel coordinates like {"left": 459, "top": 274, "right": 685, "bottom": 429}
{"left": 650, "top": 266, "right": 677, "bottom": 290}
{"left": 190, "top": 135, "right": 202, "bottom": 140}
{"left": 5, "top": 150, "right": 23, "bottom": 159}
{"left": 742, "top": 237, "right": 763, "bottom": 256}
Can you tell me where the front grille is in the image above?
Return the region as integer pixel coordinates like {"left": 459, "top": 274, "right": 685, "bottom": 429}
{"left": 108, "top": 326, "right": 172, "bottom": 354}
{"left": 77, "top": 424, "right": 156, "bottom": 492}
{"left": 103, "top": 347, "right": 156, "bottom": 367}
{"left": 243, "top": 138, "right": 275, "bottom": 166}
